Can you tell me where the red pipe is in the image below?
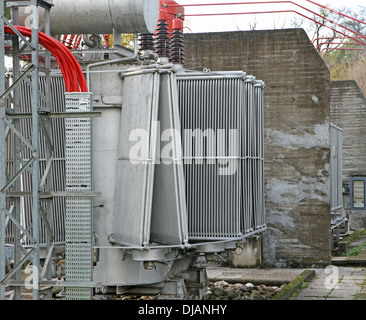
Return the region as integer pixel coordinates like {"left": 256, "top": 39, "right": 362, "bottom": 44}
{"left": 305, "top": 0, "right": 366, "bottom": 26}
{"left": 316, "top": 42, "right": 365, "bottom": 51}
{"left": 182, "top": 10, "right": 366, "bottom": 46}
{"left": 168, "top": 0, "right": 366, "bottom": 28}
{"left": 312, "top": 36, "right": 363, "bottom": 44}
{"left": 173, "top": 1, "right": 366, "bottom": 42}
{"left": 321, "top": 47, "right": 366, "bottom": 55}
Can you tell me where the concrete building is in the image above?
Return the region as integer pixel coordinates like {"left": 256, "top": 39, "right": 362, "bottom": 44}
{"left": 330, "top": 80, "right": 366, "bottom": 230}
{"left": 184, "top": 29, "right": 332, "bottom": 267}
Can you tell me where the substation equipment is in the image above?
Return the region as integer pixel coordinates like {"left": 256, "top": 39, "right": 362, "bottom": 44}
{"left": 0, "top": 0, "right": 266, "bottom": 300}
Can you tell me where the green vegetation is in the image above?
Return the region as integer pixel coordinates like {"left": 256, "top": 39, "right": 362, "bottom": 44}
{"left": 272, "top": 270, "right": 315, "bottom": 300}
{"left": 343, "top": 243, "right": 366, "bottom": 257}
{"left": 301, "top": 281, "right": 309, "bottom": 289}
{"left": 292, "top": 5, "right": 366, "bottom": 96}
{"left": 4, "top": 3, "right": 10, "bottom": 20}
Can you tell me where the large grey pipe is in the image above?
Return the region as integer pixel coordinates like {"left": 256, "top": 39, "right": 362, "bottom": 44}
{"left": 17, "top": 0, "right": 160, "bottom": 35}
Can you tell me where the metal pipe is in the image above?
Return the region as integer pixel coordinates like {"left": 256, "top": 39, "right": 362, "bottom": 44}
{"left": 86, "top": 35, "right": 139, "bottom": 90}
{"left": 31, "top": 0, "right": 40, "bottom": 300}
{"left": 18, "top": 0, "right": 160, "bottom": 35}
{"left": 0, "top": 0, "right": 6, "bottom": 301}
{"left": 166, "top": 1, "right": 366, "bottom": 44}
{"left": 312, "top": 36, "right": 364, "bottom": 44}
{"left": 316, "top": 42, "right": 365, "bottom": 51}
{"left": 11, "top": 5, "right": 22, "bottom": 301}
{"left": 167, "top": 0, "right": 366, "bottom": 29}
{"left": 305, "top": 0, "right": 366, "bottom": 26}
{"left": 166, "top": 0, "right": 366, "bottom": 37}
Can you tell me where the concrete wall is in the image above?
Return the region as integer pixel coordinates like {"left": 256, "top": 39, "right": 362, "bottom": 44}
{"left": 184, "top": 29, "right": 332, "bottom": 267}
{"left": 330, "top": 80, "right": 366, "bottom": 229}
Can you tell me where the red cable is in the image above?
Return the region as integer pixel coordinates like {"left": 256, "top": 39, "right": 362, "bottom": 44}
{"left": 4, "top": 26, "right": 88, "bottom": 92}
{"left": 14, "top": 26, "right": 81, "bottom": 91}
{"left": 6, "top": 26, "right": 74, "bottom": 91}
{"left": 17, "top": 27, "right": 78, "bottom": 91}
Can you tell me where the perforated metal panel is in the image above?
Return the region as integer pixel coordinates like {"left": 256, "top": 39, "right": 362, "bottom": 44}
{"left": 64, "top": 92, "right": 93, "bottom": 300}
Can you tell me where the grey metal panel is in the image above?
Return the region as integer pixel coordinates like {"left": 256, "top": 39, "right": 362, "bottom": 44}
{"left": 150, "top": 72, "right": 188, "bottom": 245}
{"left": 64, "top": 92, "right": 93, "bottom": 300}
{"left": 330, "top": 123, "right": 343, "bottom": 211}
{"left": 113, "top": 71, "right": 160, "bottom": 247}
{"left": 113, "top": 68, "right": 188, "bottom": 247}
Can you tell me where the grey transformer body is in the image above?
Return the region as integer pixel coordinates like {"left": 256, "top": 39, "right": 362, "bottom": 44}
{"left": 87, "top": 61, "right": 266, "bottom": 298}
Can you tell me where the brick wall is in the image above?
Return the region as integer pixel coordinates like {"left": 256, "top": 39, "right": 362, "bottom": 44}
{"left": 184, "top": 29, "right": 331, "bottom": 267}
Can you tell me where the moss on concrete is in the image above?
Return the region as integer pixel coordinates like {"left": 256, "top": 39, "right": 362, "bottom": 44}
{"left": 272, "top": 270, "right": 315, "bottom": 300}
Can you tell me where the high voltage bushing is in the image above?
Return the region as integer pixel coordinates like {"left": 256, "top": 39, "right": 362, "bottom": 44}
{"left": 170, "top": 30, "right": 184, "bottom": 64}
{"left": 138, "top": 33, "right": 155, "bottom": 52}
{"left": 170, "top": 18, "right": 184, "bottom": 64}
{"left": 154, "top": 10, "right": 170, "bottom": 58}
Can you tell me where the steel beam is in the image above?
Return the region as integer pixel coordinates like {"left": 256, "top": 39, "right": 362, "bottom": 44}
{"left": 0, "top": 0, "right": 6, "bottom": 301}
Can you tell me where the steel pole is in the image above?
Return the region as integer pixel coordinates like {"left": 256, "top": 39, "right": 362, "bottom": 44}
{"left": 0, "top": 0, "right": 7, "bottom": 301}
{"left": 11, "top": 5, "right": 22, "bottom": 301}
{"left": 31, "top": 0, "right": 40, "bottom": 300}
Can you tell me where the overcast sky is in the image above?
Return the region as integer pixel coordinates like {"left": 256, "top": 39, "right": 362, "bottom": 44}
{"left": 177, "top": 0, "right": 366, "bottom": 33}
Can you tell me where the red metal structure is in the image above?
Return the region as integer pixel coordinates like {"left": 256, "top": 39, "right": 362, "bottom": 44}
{"left": 321, "top": 47, "right": 366, "bottom": 55}
{"left": 165, "top": 1, "right": 366, "bottom": 48}
{"left": 317, "top": 42, "right": 365, "bottom": 52}
{"left": 160, "top": 0, "right": 184, "bottom": 35}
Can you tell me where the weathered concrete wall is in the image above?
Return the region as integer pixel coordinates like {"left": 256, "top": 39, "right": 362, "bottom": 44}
{"left": 330, "top": 80, "right": 366, "bottom": 229}
{"left": 184, "top": 29, "right": 331, "bottom": 267}
{"left": 229, "top": 237, "right": 264, "bottom": 268}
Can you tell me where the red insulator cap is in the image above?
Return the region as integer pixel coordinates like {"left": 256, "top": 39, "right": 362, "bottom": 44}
{"left": 173, "top": 17, "right": 183, "bottom": 30}
{"left": 159, "top": 9, "right": 168, "bottom": 21}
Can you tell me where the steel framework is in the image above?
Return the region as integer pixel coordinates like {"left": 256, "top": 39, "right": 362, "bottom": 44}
{"left": 0, "top": 0, "right": 56, "bottom": 300}
{"left": 0, "top": 0, "right": 99, "bottom": 300}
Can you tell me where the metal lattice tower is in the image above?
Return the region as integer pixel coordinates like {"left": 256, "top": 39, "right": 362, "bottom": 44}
{"left": 0, "top": 0, "right": 57, "bottom": 300}
{"left": 0, "top": 0, "right": 52, "bottom": 300}
{"left": 0, "top": 1, "right": 100, "bottom": 300}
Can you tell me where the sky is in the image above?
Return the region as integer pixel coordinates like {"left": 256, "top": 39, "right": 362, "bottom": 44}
{"left": 177, "top": 0, "right": 366, "bottom": 33}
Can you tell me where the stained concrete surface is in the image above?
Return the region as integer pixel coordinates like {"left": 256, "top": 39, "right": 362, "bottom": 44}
{"left": 207, "top": 265, "right": 366, "bottom": 300}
